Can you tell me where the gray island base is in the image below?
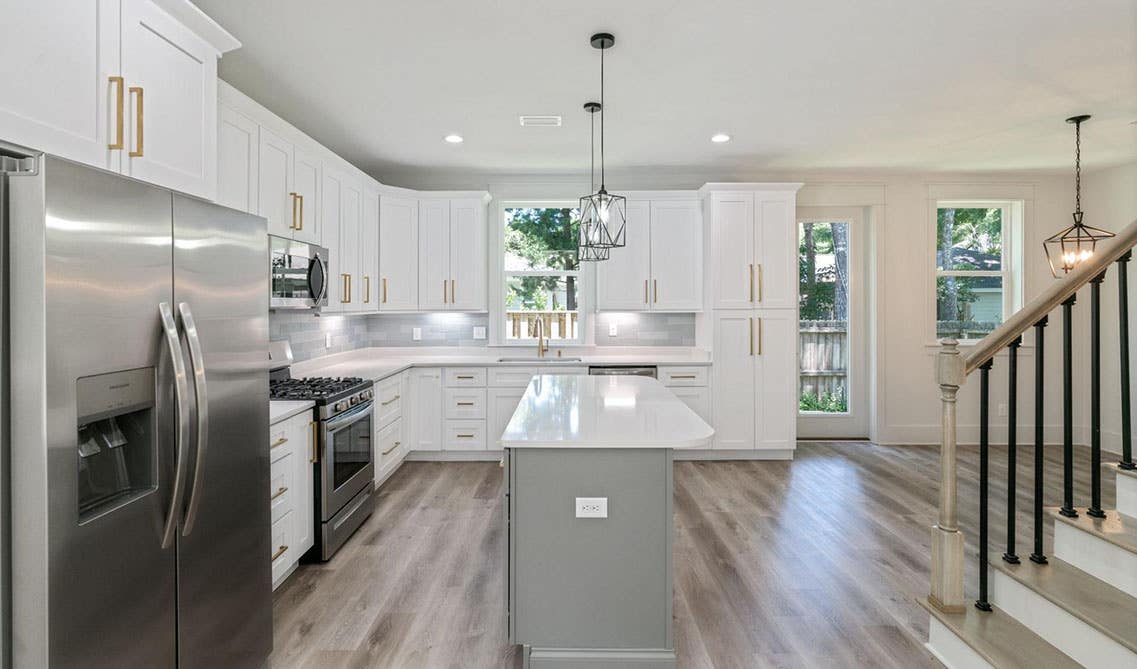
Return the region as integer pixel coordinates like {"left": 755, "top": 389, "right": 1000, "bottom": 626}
{"left": 500, "top": 375, "right": 713, "bottom": 668}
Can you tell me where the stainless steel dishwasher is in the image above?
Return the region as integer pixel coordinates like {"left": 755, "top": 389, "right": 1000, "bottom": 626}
{"left": 587, "top": 365, "right": 658, "bottom": 378}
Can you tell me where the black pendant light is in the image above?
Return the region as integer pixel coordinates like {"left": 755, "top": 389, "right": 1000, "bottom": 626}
{"left": 1044, "top": 115, "right": 1114, "bottom": 276}
{"left": 578, "top": 101, "right": 610, "bottom": 262}
{"left": 579, "top": 32, "right": 626, "bottom": 252}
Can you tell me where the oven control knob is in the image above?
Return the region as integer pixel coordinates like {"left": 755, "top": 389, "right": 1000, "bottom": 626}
{"left": 350, "top": 395, "right": 359, "bottom": 406}
{"left": 335, "top": 401, "right": 347, "bottom": 412}
{"left": 364, "top": 389, "right": 374, "bottom": 400}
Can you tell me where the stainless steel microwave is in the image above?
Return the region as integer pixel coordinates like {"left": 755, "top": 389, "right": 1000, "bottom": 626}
{"left": 270, "top": 235, "right": 328, "bottom": 310}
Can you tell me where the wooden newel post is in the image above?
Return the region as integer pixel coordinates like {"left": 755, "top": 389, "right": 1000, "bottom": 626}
{"left": 930, "top": 337, "right": 966, "bottom": 612}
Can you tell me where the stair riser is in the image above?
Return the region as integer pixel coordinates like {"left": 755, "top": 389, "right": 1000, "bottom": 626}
{"left": 1119, "top": 471, "right": 1137, "bottom": 518}
{"left": 926, "top": 618, "right": 996, "bottom": 669}
{"left": 1054, "top": 521, "right": 1137, "bottom": 598}
{"left": 990, "top": 568, "right": 1137, "bottom": 668}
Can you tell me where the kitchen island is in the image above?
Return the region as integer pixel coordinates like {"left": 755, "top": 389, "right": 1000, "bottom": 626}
{"left": 500, "top": 374, "right": 713, "bottom": 669}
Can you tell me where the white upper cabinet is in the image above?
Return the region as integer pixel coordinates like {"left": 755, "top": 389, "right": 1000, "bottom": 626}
{"left": 752, "top": 193, "right": 797, "bottom": 310}
{"left": 321, "top": 167, "right": 343, "bottom": 313}
{"left": 596, "top": 201, "right": 652, "bottom": 311}
{"left": 339, "top": 176, "right": 364, "bottom": 313}
{"left": 448, "top": 198, "right": 488, "bottom": 311}
{"left": 708, "top": 193, "right": 756, "bottom": 310}
{"left": 379, "top": 196, "right": 419, "bottom": 311}
{"left": 360, "top": 187, "right": 380, "bottom": 312}
{"left": 0, "top": 0, "right": 236, "bottom": 200}
{"left": 291, "top": 147, "right": 321, "bottom": 244}
{"left": 256, "top": 127, "right": 294, "bottom": 237}
{"left": 0, "top": 0, "right": 120, "bottom": 171}
{"left": 418, "top": 199, "right": 451, "bottom": 311}
{"left": 216, "top": 105, "right": 258, "bottom": 213}
{"left": 596, "top": 199, "right": 702, "bottom": 312}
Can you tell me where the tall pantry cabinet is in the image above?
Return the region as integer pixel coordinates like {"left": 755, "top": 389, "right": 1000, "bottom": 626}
{"left": 701, "top": 184, "right": 803, "bottom": 457}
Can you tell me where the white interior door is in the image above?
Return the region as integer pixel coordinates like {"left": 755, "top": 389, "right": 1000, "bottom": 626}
{"left": 796, "top": 206, "right": 870, "bottom": 439}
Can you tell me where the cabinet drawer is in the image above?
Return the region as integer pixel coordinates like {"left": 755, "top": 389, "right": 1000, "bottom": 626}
{"left": 488, "top": 366, "right": 587, "bottom": 388}
{"left": 659, "top": 366, "right": 708, "bottom": 387}
{"left": 445, "top": 368, "right": 486, "bottom": 387}
{"left": 669, "top": 386, "right": 711, "bottom": 429}
{"left": 375, "top": 376, "right": 403, "bottom": 426}
{"left": 270, "top": 511, "right": 293, "bottom": 584}
{"left": 269, "top": 423, "right": 293, "bottom": 463}
{"left": 270, "top": 453, "right": 293, "bottom": 524}
{"left": 376, "top": 418, "right": 404, "bottom": 472}
{"left": 444, "top": 421, "right": 486, "bottom": 451}
{"left": 444, "top": 388, "right": 487, "bottom": 419}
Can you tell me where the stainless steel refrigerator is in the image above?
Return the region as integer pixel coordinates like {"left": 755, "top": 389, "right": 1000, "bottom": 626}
{"left": 4, "top": 152, "right": 272, "bottom": 667}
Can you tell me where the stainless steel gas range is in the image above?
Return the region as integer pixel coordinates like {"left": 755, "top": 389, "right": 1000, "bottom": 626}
{"left": 269, "top": 343, "right": 375, "bottom": 560}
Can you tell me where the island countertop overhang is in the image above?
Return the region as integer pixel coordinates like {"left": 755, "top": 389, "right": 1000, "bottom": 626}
{"left": 499, "top": 374, "right": 714, "bottom": 449}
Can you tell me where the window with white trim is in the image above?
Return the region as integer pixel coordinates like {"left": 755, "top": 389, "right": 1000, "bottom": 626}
{"left": 935, "top": 200, "right": 1023, "bottom": 341}
{"left": 501, "top": 206, "right": 584, "bottom": 343}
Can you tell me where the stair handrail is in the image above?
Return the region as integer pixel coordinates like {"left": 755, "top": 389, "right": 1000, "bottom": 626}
{"left": 929, "top": 216, "right": 1137, "bottom": 614}
{"left": 964, "top": 217, "right": 1137, "bottom": 375}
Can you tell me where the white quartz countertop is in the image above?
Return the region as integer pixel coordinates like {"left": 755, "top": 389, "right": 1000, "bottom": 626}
{"left": 270, "top": 400, "right": 314, "bottom": 424}
{"left": 290, "top": 347, "right": 711, "bottom": 383}
{"left": 500, "top": 375, "right": 714, "bottom": 449}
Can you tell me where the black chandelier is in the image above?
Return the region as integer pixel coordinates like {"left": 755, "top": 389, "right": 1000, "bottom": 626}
{"left": 1044, "top": 114, "right": 1114, "bottom": 276}
{"left": 578, "top": 101, "right": 610, "bottom": 262}
{"left": 578, "top": 32, "right": 626, "bottom": 254}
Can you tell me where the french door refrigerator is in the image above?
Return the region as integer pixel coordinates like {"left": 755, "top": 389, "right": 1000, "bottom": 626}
{"left": 4, "top": 153, "right": 272, "bottom": 667}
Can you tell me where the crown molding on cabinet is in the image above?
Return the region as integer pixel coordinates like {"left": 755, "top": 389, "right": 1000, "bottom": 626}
{"left": 151, "top": 0, "right": 240, "bottom": 53}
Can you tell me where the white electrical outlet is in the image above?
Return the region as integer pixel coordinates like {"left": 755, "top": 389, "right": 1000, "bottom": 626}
{"left": 412, "top": 327, "right": 422, "bottom": 341}
{"left": 575, "top": 497, "right": 608, "bottom": 518}
{"left": 609, "top": 322, "right": 618, "bottom": 336}
{"left": 998, "top": 403, "right": 1008, "bottom": 417}
{"left": 473, "top": 326, "right": 486, "bottom": 340}
{"left": 325, "top": 333, "right": 332, "bottom": 348}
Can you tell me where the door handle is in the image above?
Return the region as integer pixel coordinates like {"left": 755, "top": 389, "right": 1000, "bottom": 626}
{"left": 129, "top": 86, "right": 144, "bottom": 157}
{"left": 271, "top": 545, "right": 288, "bottom": 562}
{"left": 451, "top": 278, "right": 456, "bottom": 304}
{"left": 380, "top": 395, "right": 400, "bottom": 406}
{"left": 271, "top": 436, "right": 288, "bottom": 448}
{"left": 158, "top": 303, "right": 191, "bottom": 549}
{"left": 108, "top": 76, "right": 125, "bottom": 150}
{"left": 755, "top": 264, "right": 763, "bottom": 302}
{"left": 381, "top": 441, "right": 400, "bottom": 456}
{"left": 653, "top": 279, "right": 658, "bottom": 304}
{"left": 364, "top": 276, "right": 371, "bottom": 303}
{"left": 289, "top": 192, "right": 299, "bottom": 230}
{"left": 178, "top": 303, "right": 209, "bottom": 537}
{"left": 270, "top": 486, "right": 289, "bottom": 501}
{"left": 310, "top": 421, "right": 319, "bottom": 463}
{"left": 342, "top": 274, "right": 351, "bottom": 303}
{"left": 297, "top": 194, "right": 304, "bottom": 231}
{"left": 749, "top": 264, "right": 754, "bottom": 302}
{"left": 443, "top": 279, "right": 448, "bottom": 304}
{"left": 756, "top": 317, "right": 763, "bottom": 355}
{"left": 382, "top": 277, "right": 387, "bottom": 304}
{"left": 749, "top": 317, "right": 754, "bottom": 356}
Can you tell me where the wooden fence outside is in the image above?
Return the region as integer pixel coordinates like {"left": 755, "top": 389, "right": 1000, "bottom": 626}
{"left": 506, "top": 311, "right": 579, "bottom": 340}
{"left": 799, "top": 320, "right": 848, "bottom": 400}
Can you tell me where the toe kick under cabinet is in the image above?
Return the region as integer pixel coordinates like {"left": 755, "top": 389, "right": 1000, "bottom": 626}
{"left": 269, "top": 411, "right": 316, "bottom": 590}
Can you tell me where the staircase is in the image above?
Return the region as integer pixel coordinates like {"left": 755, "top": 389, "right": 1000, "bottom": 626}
{"left": 924, "top": 219, "right": 1137, "bottom": 668}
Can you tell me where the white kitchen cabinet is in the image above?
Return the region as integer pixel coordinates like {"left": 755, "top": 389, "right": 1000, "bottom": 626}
{"left": 418, "top": 197, "right": 488, "bottom": 312}
{"left": 340, "top": 177, "right": 364, "bottom": 313}
{"left": 711, "top": 312, "right": 756, "bottom": 449}
{"left": 0, "top": 0, "right": 235, "bottom": 200}
{"left": 321, "top": 167, "right": 344, "bottom": 313}
{"left": 216, "top": 105, "right": 258, "bottom": 213}
{"left": 708, "top": 193, "right": 756, "bottom": 310}
{"left": 752, "top": 194, "right": 798, "bottom": 310}
{"left": 705, "top": 187, "right": 800, "bottom": 311}
{"left": 596, "top": 200, "right": 701, "bottom": 312}
{"left": 488, "top": 387, "right": 526, "bottom": 448}
{"left": 669, "top": 387, "right": 711, "bottom": 428}
{"left": 270, "top": 410, "right": 315, "bottom": 590}
{"left": 256, "top": 127, "right": 294, "bottom": 237}
{"left": 379, "top": 196, "right": 419, "bottom": 311}
{"left": 291, "top": 148, "right": 321, "bottom": 244}
{"left": 753, "top": 309, "right": 797, "bottom": 452}
{"left": 360, "top": 187, "right": 381, "bottom": 312}
{"left": 410, "top": 368, "right": 442, "bottom": 451}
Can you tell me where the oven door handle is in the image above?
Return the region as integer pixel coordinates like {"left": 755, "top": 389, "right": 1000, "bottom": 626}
{"left": 325, "top": 400, "right": 373, "bottom": 432}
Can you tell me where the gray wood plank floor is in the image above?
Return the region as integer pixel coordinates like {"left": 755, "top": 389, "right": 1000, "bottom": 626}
{"left": 268, "top": 442, "right": 1115, "bottom": 668}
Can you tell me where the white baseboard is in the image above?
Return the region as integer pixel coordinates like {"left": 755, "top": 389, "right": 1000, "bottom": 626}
{"left": 925, "top": 618, "right": 994, "bottom": 669}
{"left": 990, "top": 566, "right": 1137, "bottom": 668}
{"left": 1054, "top": 519, "right": 1137, "bottom": 598}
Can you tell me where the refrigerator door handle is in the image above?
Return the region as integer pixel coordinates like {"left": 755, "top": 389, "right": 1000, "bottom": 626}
{"left": 178, "top": 302, "right": 209, "bottom": 536}
{"left": 159, "top": 302, "right": 191, "bottom": 549}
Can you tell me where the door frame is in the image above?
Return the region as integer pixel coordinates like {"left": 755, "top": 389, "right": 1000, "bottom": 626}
{"left": 796, "top": 206, "right": 870, "bottom": 439}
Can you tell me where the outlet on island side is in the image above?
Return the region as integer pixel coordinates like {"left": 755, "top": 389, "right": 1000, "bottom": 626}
{"left": 575, "top": 497, "right": 608, "bottom": 519}
{"left": 997, "top": 403, "right": 1008, "bottom": 417}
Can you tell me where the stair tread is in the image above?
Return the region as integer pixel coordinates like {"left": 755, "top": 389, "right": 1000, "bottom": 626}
{"left": 990, "top": 557, "right": 1137, "bottom": 652}
{"left": 1049, "top": 507, "right": 1137, "bottom": 555}
{"left": 1112, "top": 463, "right": 1137, "bottom": 481}
{"left": 919, "top": 597, "right": 1081, "bottom": 669}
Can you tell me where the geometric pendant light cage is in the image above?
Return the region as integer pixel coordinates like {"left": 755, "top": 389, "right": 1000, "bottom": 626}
{"left": 1044, "top": 114, "right": 1114, "bottom": 277}
{"left": 578, "top": 32, "right": 626, "bottom": 258}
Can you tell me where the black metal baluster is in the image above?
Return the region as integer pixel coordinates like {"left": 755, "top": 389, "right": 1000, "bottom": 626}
{"left": 1004, "top": 337, "right": 1021, "bottom": 564}
{"left": 1089, "top": 273, "right": 1106, "bottom": 518}
{"left": 1120, "top": 251, "right": 1135, "bottom": 471}
{"left": 976, "top": 360, "right": 993, "bottom": 612}
{"left": 1031, "top": 317, "right": 1048, "bottom": 564}
{"left": 1060, "top": 295, "right": 1078, "bottom": 518}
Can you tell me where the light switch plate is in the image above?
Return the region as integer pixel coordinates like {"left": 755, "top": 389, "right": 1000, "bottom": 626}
{"left": 473, "top": 326, "right": 486, "bottom": 340}
{"left": 412, "top": 327, "right": 422, "bottom": 341}
{"left": 608, "top": 322, "right": 618, "bottom": 336}
{"left": 575, "top": 497, "right": 608, "bottom": 518}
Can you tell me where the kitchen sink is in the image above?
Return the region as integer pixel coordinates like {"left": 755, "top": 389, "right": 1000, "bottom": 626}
{"left": 497, "top": 356, "right": 584, "bottom": 363}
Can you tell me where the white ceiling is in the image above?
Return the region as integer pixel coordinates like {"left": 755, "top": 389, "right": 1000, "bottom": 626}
{"left": 196, "top": 0, "right": 1137, "bottom": 180}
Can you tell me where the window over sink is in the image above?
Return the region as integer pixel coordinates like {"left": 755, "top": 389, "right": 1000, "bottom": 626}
{"left": 500, "top": 206, "right": 586, "bottom": 344}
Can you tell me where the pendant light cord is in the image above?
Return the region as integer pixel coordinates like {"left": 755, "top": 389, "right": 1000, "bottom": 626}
{"left": 600, "top": 45, "right": 605, "bottom": 190}
{"left": 1074, "top": 119, "right": 1082, "bottom": 215}
{"left": 590, "top": 106, "right": 596, "bottom": 193}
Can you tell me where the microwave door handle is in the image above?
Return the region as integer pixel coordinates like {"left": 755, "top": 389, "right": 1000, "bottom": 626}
{"left": 309, "top": 254, "right": 328, "bottom": 303}
{"left": 159, "top": 303, "right": 191, "bottom": 549}
{"left": 178, "top": 303, "right": 208, "bottom": 536}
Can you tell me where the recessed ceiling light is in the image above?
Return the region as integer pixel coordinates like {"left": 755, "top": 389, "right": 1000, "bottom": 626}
{"left": 711, "top": 133, "right": 731, "bottom": 143}
{"left": 444, "top": 134, "right": 464, "bottom": 144}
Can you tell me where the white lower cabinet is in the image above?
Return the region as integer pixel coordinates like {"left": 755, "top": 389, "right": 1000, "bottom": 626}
{"left": 269, "top": 410, "right": 316, "bottom": 590}
{"left": 444, "top": 421, "right": 487, "bottom": 451}
{"left": 410, "top": 368, "right": 443, "bottom": 450}
{"left": 660, "top": 365, "right": 712, "bottom": 445}
{"left": 442, "top": 368, "right": 488, "bottom": 451}
{"left": 488, "top": 387, "right": 526, "bottom": 448}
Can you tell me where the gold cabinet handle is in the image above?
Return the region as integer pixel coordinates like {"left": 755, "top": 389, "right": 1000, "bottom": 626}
{"left": 456, "top": 375, "right": 475, "bottom": 380}
{"left": 310, "top": 421, "right": 319, "bottom": 463}
{"left": 271, "top": 545, "right": 288, "bottom": 562}
{"left": 644, "top": 279, "right": 649, "bottom": 304}
{"left": 757, "top": 317, "right": 763, "bottom": 355}
{"left": 654, "top": 279, "right": 658, "bottom": 304}
{"left": 755, "top": 263, "right": 762, "bottom": 302}
{"left": 748, "top": 264, "right": 754, "bottom": 302}
{"left": 381, "top": 441, "right": 400, "bottom": 456}
{"left": 289, "top": 192, "right": 299, "bottom": 230}
{"left": 669, "top": 374, "right": 697, "bottom": 380}
{"left": 341, "top": 273, "right": 351, "bottom": 303}
{"left": 749, "top": 317, "right": 754, "bottom": 356}
{"left": 382, "top": 278, "right": 387, "bottom": 304}
{"left": 456, "top": 434, "right": 475, "bottom": 439}
{"left": 380, "top": 394, "right": 400, "bottom": 406}
{"left": 442, "top": 279, "right": 448, "bottom": 304}
{"left": 108, "top": 76, "right": 125, "bottom": 149}
{"left": 270, "top": 486, "right": 289, "bottom": 501}
{"left": 297, "top": 194, "right": 304, "bottom": 231}
{"left": 271, "top": 436, "right": 288, "bottom": 449}
{"left": 451, "top": 278, "right": 456, "bottom": 304}
{"left": 365, "top": 275, "right": 371, "bottom": 304}
{"left": 456, "top": 401, "right": 475, "bottom": 407}
{"left": 128, "top": 86, "right": 144, "bottom": 157}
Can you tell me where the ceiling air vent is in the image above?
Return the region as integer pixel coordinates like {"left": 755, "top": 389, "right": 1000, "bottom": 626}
{"left": 519, "top": 115, "right": 562, "bottom": 127}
